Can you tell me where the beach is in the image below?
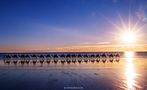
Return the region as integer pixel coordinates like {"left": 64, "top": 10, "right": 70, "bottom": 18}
{"left": 0, "top": 52, "right": 147, "bottom": 90}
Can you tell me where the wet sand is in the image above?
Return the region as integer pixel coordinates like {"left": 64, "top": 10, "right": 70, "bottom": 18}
{"left": 0, "top": 58, "right": 147, "bottom": 90}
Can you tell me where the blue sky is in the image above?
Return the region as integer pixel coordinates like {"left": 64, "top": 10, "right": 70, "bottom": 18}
{"left": 0, "top": 0, "right": 147, "bottom": 51}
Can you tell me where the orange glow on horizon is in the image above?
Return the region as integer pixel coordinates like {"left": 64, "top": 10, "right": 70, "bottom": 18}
{"left": 0, "top": 44, "right": 147, "bottom": 52}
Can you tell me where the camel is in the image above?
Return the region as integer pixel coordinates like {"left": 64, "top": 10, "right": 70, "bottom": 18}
{"left": 46, "top": 55, "right": 51, "bottom": 64}
{"left": 90, "top": 54, "right": 95, "bottom": 63}
{"left": 71, "top": 54, "right": 76, "bottom": 63}
{"left": 83, "top": 54, "right": 88, "bottom": 63}
{"left": 53, "top": 55, "right": 58, "bottom": 63}
{"left": 96, "top": 54, "right": 100, "bottom": 62}
{"left": 77, "top": 54, "right": 82, "bottom": 63}
{"left": 60, "top": 54, "right": 65, "bottom": 64}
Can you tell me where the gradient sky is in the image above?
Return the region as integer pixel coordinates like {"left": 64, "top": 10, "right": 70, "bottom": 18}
{"left": 0, "top": 0, "right": 147, "bottom": 51}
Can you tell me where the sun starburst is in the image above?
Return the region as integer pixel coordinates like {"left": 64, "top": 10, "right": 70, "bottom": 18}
{"left": 105, "top": 13, "right": 145, "bottom": 45}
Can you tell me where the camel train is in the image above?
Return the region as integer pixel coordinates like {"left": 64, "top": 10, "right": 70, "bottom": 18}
{"left": 3, "top": 53, "right": 120, "bottom": 65}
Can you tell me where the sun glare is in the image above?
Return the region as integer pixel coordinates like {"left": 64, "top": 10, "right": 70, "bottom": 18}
{"left": 107, "top": 14, "right": 144, "bottom": 45}
{"left": 125, "top": 51, "right": 134, "bottom": 59}
{"left": 122, "top": 31, "right": 137, "bottom": 43}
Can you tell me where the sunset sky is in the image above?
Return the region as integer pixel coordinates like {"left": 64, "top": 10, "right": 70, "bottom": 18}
{"left": 0, "top": 0, "right": 147, "bottom": 52}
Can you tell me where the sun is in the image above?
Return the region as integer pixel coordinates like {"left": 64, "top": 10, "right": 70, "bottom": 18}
{"left": 122, "top": 31, "right": 137, "bottom": 44}
{"left": 108, "top": 15, "right": 143, "bottom": 44}
{"left": 105, "top": 13, "right": 144, "bottom": 45}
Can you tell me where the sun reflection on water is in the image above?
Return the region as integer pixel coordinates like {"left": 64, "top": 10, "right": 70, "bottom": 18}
{"left": 125, "top": 51, "right": 134, "bottom": 60}
{"left": 124, "top": 51, "right": 137, "bottom": 90}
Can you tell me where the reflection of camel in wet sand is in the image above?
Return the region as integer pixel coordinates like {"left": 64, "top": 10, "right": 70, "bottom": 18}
{"left": 32, "top": 60, "right": 37, "bottom": 65}
{"left": 13, "top": 60, "right": 18, "bottom": 64}
{"left": 20, "top": 60, "right": 25, "bottom": 65}
{"left": 5, "top": 60, "right": 11, "bottom": 64}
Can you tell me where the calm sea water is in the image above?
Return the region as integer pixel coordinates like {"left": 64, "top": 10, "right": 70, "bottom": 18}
{"left": 0, "top": 52, "right": 147, "bottom": 90}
